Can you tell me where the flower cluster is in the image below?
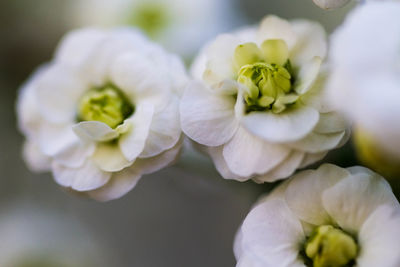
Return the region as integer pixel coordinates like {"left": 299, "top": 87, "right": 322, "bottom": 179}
{"left": 17, "top": 28, "right": 187, "bottom": 201}
{"left": 16, "top": 1, "right": 400, "bottom": 265}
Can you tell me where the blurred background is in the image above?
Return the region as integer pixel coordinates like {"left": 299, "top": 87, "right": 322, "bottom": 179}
{"left": 1, "top": 0, "right": 393, "bottom": 266}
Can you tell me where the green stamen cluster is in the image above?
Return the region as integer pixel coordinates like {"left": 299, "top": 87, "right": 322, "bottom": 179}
{"left": 78, "top": 84, "right": 134, "bottom": 129}
{"left": 234, "top": 39, "right": 298, "bottom": 114}
{"left": 304, "top": 225, "right": 358, "bottom": 267}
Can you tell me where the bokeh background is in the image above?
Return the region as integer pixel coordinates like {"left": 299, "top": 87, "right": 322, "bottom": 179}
{"left": 1, "top": 0, "right": 395, "bottom": 266}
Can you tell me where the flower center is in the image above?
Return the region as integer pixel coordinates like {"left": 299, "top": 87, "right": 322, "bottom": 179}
{"left": 234, "top": 40, "right": 298, "bottom": 114}
{"left": 304, "top": 225, "right": 358, "bottom": 267}
{"left": 129, "top": 3, "right": 169, "bottom": 37}
{"left": 77, "top": 84, "right": 134, "bottom": 129}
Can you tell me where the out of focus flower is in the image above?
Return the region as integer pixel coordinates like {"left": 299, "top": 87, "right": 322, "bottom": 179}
{"left": 327, "top": 2, "right": 400, "bottom": 161}
{"left": 0, "top": 205, "right": 112, "bottom": 267}
{"left": 17, "top": 28, "right": 187, "bottom": 201}
{"left": 180, "top": 15, "right": 349, "bottom": 183}
{"left": 69, "top": 0, "right": 239, "bottom": 58}
{"left": 313, "top": 0, "right": 351, "bottom": 10}
{"left": 235, "top": 164, "right": 400, "bottom": 267}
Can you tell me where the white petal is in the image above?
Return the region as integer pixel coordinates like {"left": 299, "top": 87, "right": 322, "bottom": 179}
{"left": 91, "top": 142, "right": 132, "bottom": 172}
{"left": 88, "top": 168, "right": 142, "bottom": 202}
{"left": 357, "top": 204, "right": 400, "bottom": 267}
{"left": 72, "top": 121, "right": 118, "bottom": 142}
{"left": 222, "top": 127, "right": 290, "bottom": 177}
{"left": 287, "top": 131, "right": 345, "bottom": 153}
{"left": 17, "top": 65, "right": 48, "bottom": 138}
{"left": 119, "top": 102, "right": 154, "bottom": 161}
{"left": 290, "top": 20, "right": 327, "bottom": 65}
{"left": 293, "top": 57, "right": 322, "bottom": 95}
{"left": 134, "top": 136, "right": 183, "bottom": 175}
{"left": 52, "top": 160, "right": 111, "bottom": 191}
{"left": 256, "top": 15, "right": 297, "bottom": 49}
{"left": 242, "top": 106, "right": 319, "bottom": 143}
{"left": 55, "top": 28, "right": 107, "bottom": 67}
{"left": 22, "top": 141, "right": 51, "bottom": 172}
{"left": 38, "top": 124, "right": 95, "bottom": 168}
{"left": 255, "top": 151, "right": 304, "bottom": 183}
{"left": 35, "top": 64, "right": 86, "bottom": 124}
{"left": 285, "top": 164, "right": 350, "bottom": 226}
{"left": 322, "top": 167, "right": 398, "bottom": 234}
{"left": 240, "top": 197, "right": 305, "bottom": 266}
{"left": 313, "top": 112, "right": 347, "bottom": 134}
{"left": 207, "top": 146, "right": 248, "bottom": 181}
{"left": 140, "top": 96, "right": 181, "bottom": 158}
{"left": 299, "top": 151, "right": 328, "bottom": 169}
{"left": 180, "top": 81, "right": 239, "bottom": 146}
{"left": 203, "top": 34, "right": 239, "bottom": 85}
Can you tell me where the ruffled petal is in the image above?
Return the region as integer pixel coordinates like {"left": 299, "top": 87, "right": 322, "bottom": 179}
{"left": 180, "top": 81, "right": 239, "bottom": 146}
{"left": 293, "top": 57, "right": 322, "bottom": 95}
{"left": 222, "top": 127, "right": 290, "bottom": 177}
{"left": 256, "top": 15, "right": 297, "bottom": 49}
{"left": 91, "top": 142, "right": 132, "bottom": 172}
{"left": 287, "top": 131, "right": 345, "bottom": 153}
{"left": 140, "top": 96, "right": 181, "bottom": 158}
{"left": 322, "top": 166, "right": 398, "bottom": 234}
{"left": 285, "top": 164, "right": 350, "bottom": 227}
{"left": 88, "top": 167, "right": 142, "bottom": 202}
{"left": 22, "top": 141, "right": 52, "bottom": 172}
{"left": 242, "top": 106, "right": 319, "bottom": 143}
{"left": 72, "top": 121, "right": 118, "bottom": 142}
{"left": 240, "top": 196, "right": 305, "bottom": 266}
{"left": 207, "top": 146, "right": 248, "bottom": 181}
{"left": 255, "top": 151, "right": 304, "bottom": 183}
{"left": 52, "top": 160, "right": 111, "bottom": 191}
{"left": 118, "top": 102, "right": 154, "bottom": 162}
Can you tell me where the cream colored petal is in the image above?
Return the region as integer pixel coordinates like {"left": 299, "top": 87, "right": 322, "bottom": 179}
{"left": 242, "top": 106, "right": 319, "bottom": 143}
{"left": 222, "top": 127, "right": 290, "bottom": 177}
{"left": 91, "top": 142, "right": 132, "bottom": 172}
{"left": 72, "top": 121, "right": 118, "bottom": 142}
{"left": 140, "top": 96, "right": 181, "bottom": 158}
{"left": 240, "top": 197, "right": 305, "bottom": 266}
{"left": 294, "top": 57, "right": 322, "bottom": 95}
{"left": 256, "top": 15, "right": 297, "bottom": 49}
{"left": 285, "top": 164, "right": 350, "bottom": 226}
{"left": 313, "top": 0, "right": 350, "bottom": 10}
{"left": 22, "top": 141, "right": 51, "bottom": 173}
{"left": 119, "top": 102, "right": 154, "bottom": 162}
{"left": 88, "top": 168, "right": 142, "bottom": 202}
{"left": 299, "top": 151, "right": 328, "bottom": 169}
{"left": 52, "top": 160, "right": 111, "bottom": 192}
{"left": 207, "top": 146, "right": 248, "bottom": 181}
{"left": 313, "top": 112, "right": 348, "bottom": 134}
{"left": 287, "top": 131, "right": 345, "bottom": 153}
{"left": 357, "top": 204, "right": 400, "bottom": 267}
{"left": 255, "top": 151, "right": 304, "bottom": 183}
{"left": 180, "top": 81, "right": 239, "bottom": 147}
{"left": 322, "top": 167, "right": 398, "bottom": 234}
{"left": 290, "top": 19, "right": 327, "bottom": 65}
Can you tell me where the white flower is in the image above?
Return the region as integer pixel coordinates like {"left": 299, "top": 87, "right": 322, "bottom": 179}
{"left": 234, "top": 164, "right": 400, "bottom": 267}
{"left": 312, "top": 0, "right": 351, "bottom": 10}
{"left": 17, "top": 28, "right": 187, "bottom": 201}
{"left": 327, "top": 1, "right": 400, "bottom": 159}
{"left": 180, "top": 16, "right": 349, "bottom": 183}
{"left": 68, "top": 0, "right": 239, "bottom": 58}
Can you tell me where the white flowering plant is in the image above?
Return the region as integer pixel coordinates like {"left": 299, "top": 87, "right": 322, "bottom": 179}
{"left": 14, "top": 0, "right": 400, "bottom": 266}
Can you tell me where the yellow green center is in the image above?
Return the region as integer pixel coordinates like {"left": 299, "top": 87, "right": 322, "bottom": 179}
{"left": 78, "top": 84, "right": 134, "bottom": 129}
{"left": 128, "top": 3, "right": 169, "bottom": 37}
{"left": 304, "top": 225, "right": 358, "bottom": 267}
{"left": 234, "top": 39, "right": 298, "bottom": 114}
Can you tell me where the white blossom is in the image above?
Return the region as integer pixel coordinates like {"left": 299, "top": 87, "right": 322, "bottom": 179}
{"left": 180, "top": 16, "right": 349, "bottom": 183}
{"left": 235, "top": 164, "right": 400, "bottom": 267}
{"left": 17, "top": 28, "right": 187, "bottom": 201}
{"left": 327, "top": 1, "right": 400, "bottom": 159}
{"left": 68, "top": 0, "right": 239, "bottom": 58}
